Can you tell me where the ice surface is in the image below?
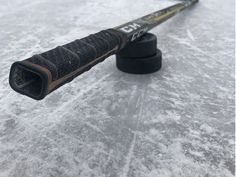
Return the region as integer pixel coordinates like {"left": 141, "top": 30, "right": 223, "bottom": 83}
{"left": 0, "top": 0, "right": 235, "bottom": 177}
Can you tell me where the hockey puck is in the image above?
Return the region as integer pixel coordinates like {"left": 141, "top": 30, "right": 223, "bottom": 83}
{"left": 116, "top": 49, "right": 162, "bottom": 74}
{"left": 117, "top": 33, "right": 157, "bottom": 58}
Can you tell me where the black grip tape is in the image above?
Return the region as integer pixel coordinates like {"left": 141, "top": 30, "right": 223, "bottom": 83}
{"left": 28, "top": 29, "right": 124, "bottom": 81}
{"left": 9, "top": 29, "right": 126, "bottom": 100}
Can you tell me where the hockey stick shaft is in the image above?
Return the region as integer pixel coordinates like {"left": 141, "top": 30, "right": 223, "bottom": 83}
{"left": 116, "top": 0, "right": 198, "bottom": 42}
{"left": 9, "top": 0, "right": 198, "bottom": 100}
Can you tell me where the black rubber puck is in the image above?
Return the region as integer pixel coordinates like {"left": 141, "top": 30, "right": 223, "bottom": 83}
{"left": 117, "top": 33, "right": 157, "bottom": 58}
{"left": 116, "top": 49, "right": 162, "bottom": 74}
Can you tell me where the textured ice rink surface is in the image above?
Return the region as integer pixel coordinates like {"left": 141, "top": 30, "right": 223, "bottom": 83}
{"left": 0, "top": 0, "right": 235, "bottom": 177}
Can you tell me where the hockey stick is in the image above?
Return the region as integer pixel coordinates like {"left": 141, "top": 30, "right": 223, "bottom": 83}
{"left": 9, "top": 0, "right": 198, "bottom": 100}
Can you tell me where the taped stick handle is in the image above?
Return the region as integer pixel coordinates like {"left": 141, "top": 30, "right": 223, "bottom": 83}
{"left": 9, "top": 29, "right": 126, "bottom": 100}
